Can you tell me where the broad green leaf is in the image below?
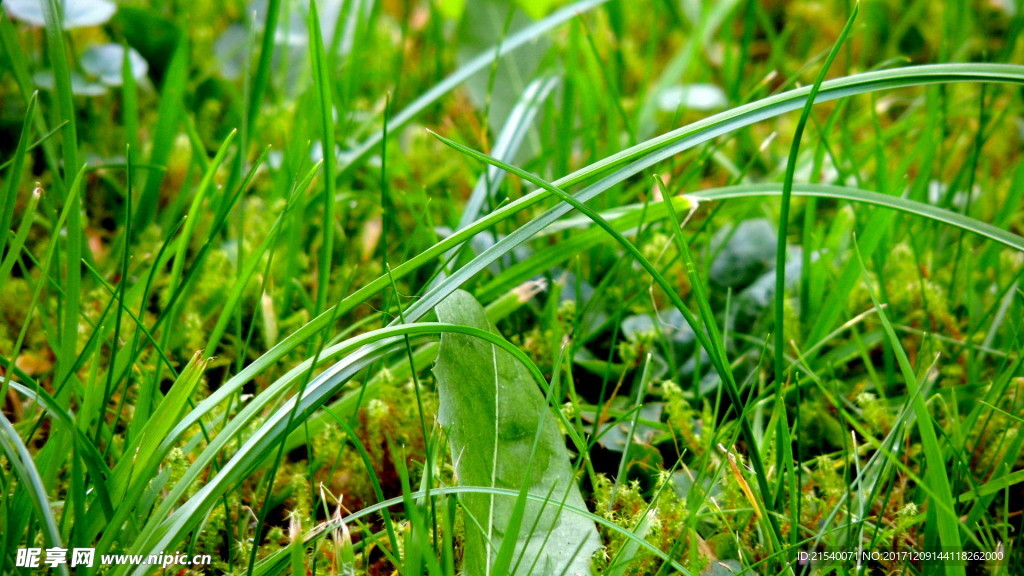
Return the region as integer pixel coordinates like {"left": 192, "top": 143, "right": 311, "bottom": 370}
{"left": 433, "top": 290, "right": 601, "bottom": 576}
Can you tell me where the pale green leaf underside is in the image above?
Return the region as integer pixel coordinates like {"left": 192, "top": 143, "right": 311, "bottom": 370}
{"left": 434, "top": 290, "right": 601, "bottom": 576}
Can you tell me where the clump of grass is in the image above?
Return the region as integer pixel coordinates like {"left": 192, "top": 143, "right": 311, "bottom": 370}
{"left": 1, "top": 1, "right": 1023, "bottom": 575}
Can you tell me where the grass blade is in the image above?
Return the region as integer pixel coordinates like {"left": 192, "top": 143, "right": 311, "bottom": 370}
{"left": 854, "top": 240, "right": 965, "bottom": 576}
{"left": 774, "top": 4, "right": 858, "bottom": 395}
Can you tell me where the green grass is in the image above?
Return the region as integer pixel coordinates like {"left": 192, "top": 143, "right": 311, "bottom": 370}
{"left": 1, "top": 0, "right": 1023, "bottom": 575}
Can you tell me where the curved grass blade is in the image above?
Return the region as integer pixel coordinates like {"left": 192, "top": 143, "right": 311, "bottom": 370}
{"left": 688, "top": 184, "right": 1024, "bottom": 253}
{"left": 39, "top": 0, "right": 85, "bottom": 521}
{"left": 958, "top": 467, "right": 1024, "bottom": 502}
{"left": 0, "top": 412, "right": 69, "bottom": 576}
{"left": 480, "top": 177, "right": 1024, "bottom": 305}
{"left": 2, "top": 377, "right": 114, "bottom": 517}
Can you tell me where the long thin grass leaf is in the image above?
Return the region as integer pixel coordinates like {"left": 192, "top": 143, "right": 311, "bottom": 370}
{"left": 0, "top": 412, "right": 69, "bottom": 576}
{"left": 774, "top": 4, "right": 858, "bottom": 396}
{"left": 854, "top": 240, "right": 965, "bottom": 576}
